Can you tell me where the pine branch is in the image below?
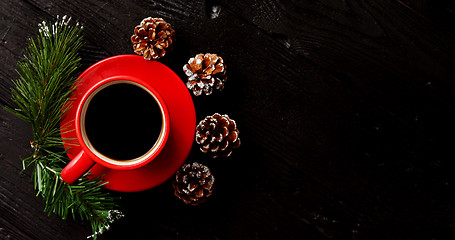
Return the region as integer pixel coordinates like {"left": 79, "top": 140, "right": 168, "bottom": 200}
{"left": 5, "top": 16, "right": 121, "bottom": 239}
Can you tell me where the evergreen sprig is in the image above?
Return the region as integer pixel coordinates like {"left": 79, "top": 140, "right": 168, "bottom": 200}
{"left": 5, "top": 16, "right": 121, "bottom": 239}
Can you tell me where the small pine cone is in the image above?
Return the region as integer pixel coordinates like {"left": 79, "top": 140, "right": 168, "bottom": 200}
{"left": 131, "top": 17, "right": 175, "bottom": 60}
{"left": 172, "top": 162, "right": 215, "bottom": 206}
{"left": 183, "top": 53, "right": 227, "bottom": 96}
{"left": 196, "top": 113, "right": 241, "bottom": 158}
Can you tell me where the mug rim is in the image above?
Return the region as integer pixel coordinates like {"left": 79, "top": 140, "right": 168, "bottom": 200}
{"left": 75, "top": 75, "right": 170, "bottom": 170}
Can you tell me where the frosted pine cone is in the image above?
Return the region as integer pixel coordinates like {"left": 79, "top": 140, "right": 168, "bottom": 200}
{"left": 196, "top": 113, "right": 241, "bottom": 158}
{"left": 172, "top": 162, "right": 215, "bottom": 206}
{"left": 183, "top": 53, "right": 227, "bottom": 96}
{"left": 131, "top": 17, "right": 175, "bottom": 60}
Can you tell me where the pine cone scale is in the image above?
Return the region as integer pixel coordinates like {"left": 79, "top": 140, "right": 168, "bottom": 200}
{"left": 219, "top": 140, "right": 229, "bottom": 151}
{"left": 227, "top": 130, "right": 239, "bottom": 142}
{"left": 148, "top": 29, "right": 155, "bottom": 39}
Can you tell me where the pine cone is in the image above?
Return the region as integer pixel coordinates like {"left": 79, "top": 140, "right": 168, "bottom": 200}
{"left": 183, "top": 53, "right": 227, "bottom": 96}
{"left": 131, "top": 17, "right": 175, "bottom": 60}
{"left": 196, "top": 113, "right": 241, "bottom": 158}
{"left": 172, "top": 162, "right": 215, "bottom": 206}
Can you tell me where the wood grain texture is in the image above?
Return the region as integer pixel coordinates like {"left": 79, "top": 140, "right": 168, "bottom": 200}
{"left": 1, "top": 0, "right": 455, "bottom": 239}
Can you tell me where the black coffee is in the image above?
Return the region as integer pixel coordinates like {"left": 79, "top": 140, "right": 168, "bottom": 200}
{"left": 84, "top": 83, "right": 162, "bottom": 160}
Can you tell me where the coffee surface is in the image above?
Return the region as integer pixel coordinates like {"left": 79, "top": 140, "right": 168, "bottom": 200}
{"left": 84, "top": 83, "right": 162, "bottom": 160}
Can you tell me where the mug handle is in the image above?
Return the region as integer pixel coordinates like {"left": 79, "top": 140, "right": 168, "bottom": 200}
{"left": 61, "top": 151, "right": 95, "bottom": 184}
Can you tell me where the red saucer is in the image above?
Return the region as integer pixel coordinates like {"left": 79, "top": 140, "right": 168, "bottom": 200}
{"left": 60, "top": 55, "right": 196, "bottom": 192}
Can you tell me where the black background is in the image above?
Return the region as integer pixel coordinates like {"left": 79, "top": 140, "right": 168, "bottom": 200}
{"left": 1, "top": 0, "right": 455, "bottom": 239}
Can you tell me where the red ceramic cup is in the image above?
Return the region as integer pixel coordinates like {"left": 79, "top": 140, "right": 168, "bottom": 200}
{"left": 61, "top": 75, "right": 170, "bottom": 184}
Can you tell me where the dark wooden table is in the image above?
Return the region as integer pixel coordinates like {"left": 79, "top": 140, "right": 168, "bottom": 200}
{"left": 2, "top": 0, "right": 455, "bottom": 239}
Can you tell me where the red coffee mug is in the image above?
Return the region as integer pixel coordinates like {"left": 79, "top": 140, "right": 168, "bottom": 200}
{"left": 61, "top": 75, "right": 170, "bottom": 184}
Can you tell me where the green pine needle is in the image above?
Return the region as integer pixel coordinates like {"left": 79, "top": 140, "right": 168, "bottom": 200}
{"left": 5, "top": 15, "right": 121, "bottom": 239}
